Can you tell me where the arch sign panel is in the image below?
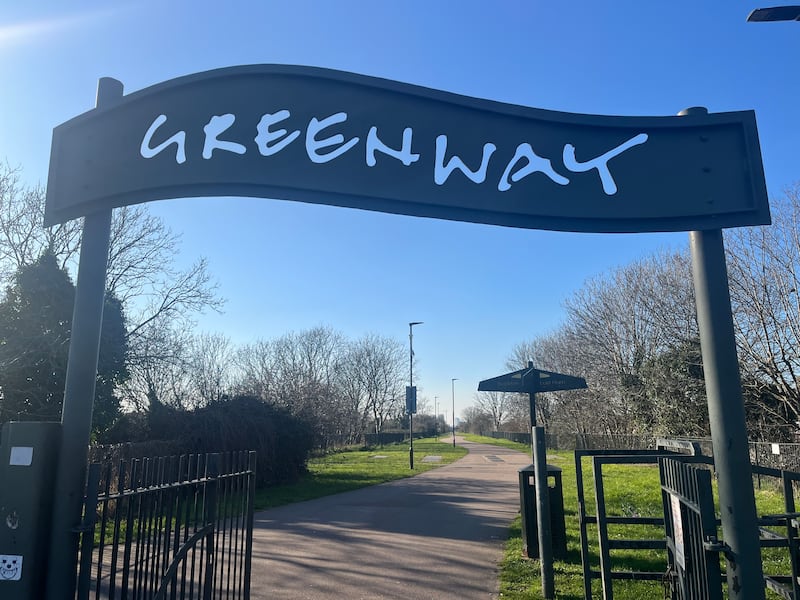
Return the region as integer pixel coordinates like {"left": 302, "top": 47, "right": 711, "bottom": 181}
{"left": 45, "top": 64, "right": 769, "bottom": 231}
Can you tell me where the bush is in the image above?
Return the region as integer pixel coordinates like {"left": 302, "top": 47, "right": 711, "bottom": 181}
{"left": 185, "top": 396, "right": 315, "bottom": 486}
{"left": 96, "top": 395, "right": 315, "bottom": 487}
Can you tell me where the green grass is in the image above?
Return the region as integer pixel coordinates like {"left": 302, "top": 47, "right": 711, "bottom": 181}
{"left": 254, "top": 437, "right": 468, "bottom": 509}
{"left": 462, "top": 433, "right": 796, "bottom": 599}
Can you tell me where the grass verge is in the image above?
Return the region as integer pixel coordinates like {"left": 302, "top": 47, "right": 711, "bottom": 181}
{"left": 254, "top": 437, "right": 468, "bottom": 510}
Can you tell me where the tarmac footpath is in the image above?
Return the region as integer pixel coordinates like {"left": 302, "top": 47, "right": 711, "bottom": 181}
{"left": 248, "top": 438, "right": 531, "bottom": 599}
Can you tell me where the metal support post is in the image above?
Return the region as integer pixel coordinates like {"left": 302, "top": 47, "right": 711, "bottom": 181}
{"left": 45, "top": 78, "right": 120, "bottom": 599}
{"left": 529, "top": 392, "right": 537, "bottom": 459}
{"left": 452, "top": 378, "right": 458, "bottom": 447}
{"left": 533, "top": 426, "right": 555, "bottom": 599}
{"left": 408, "top": 322, "right": 422, "bottom": 469}
{"left": 690, "top": 228, "right": 764, "bottom": 600}
{"left": 409, "top": 412, "right": 414, "bottom": 470}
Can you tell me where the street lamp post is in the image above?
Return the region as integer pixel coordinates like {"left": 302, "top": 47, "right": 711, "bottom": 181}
{"left": 408, "top": 322, "right": 422, "bottom": 469}
{"left": 451, "top": 378, "right": 458, "bottom": 448}
{"left": 434, "top": 396, "right": 439, "bottom": 437}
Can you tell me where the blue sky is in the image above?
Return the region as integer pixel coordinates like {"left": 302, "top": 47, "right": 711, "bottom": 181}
{"left": 1, "top": 1, "right": 798, "bottom": 422}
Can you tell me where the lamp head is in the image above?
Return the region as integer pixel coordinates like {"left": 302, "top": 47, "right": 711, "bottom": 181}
{"left": 747, "top": 6, "right": 800, "bottom": 21}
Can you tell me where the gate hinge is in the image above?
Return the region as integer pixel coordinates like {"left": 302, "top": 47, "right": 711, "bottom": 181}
{"left": 703, "top": 535, "right": 730, "bottom": 555}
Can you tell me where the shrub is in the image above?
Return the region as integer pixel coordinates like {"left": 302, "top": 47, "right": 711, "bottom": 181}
{"left": 185, "top": 396, "right": 315, "bottom": 486}
{"left": 96, "top": 395, "right": 315, "bottom": 487}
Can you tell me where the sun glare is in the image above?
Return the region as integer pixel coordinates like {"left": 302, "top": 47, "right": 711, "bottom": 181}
{"left": 0, "top": 10, "right": 119, "bottom": 49}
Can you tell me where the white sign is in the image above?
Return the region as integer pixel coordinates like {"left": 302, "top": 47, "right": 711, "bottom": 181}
{"left": 670, "top": 494, "right": 686, "bottom": 569}
{"left": 9, "top": 447, "right": 33, "bottom": 466}
{"left": 0, "top": 555, "right": 22, "bottom": 581}
{"left": 772, "top": 443, "right": 781, "bottom": 455}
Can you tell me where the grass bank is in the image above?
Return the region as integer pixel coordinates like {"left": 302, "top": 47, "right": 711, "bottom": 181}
{"left": 254, "top": 437, "right": 468, "bottom": 509}
{"left": 462, "top": 433, "right": 791, "bottom": 599}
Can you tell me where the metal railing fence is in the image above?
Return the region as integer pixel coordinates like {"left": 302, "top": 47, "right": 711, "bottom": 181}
{"left": 491, "top": 431, "right": 800, "bottom": 468}
{"left": 76, "top": 451, "right": 255, "bottom": 600}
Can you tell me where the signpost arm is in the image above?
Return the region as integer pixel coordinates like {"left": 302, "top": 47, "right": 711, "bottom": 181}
{"left": 690, "top": 227, "right": 764, "bottom": 600}
{"left": 45, "top": 78, "right": 120, "bottom": 599}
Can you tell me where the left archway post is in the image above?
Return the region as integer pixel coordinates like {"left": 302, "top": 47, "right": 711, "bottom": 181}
{"left": 45, "top": 77, "right": 120, "bottom": 599}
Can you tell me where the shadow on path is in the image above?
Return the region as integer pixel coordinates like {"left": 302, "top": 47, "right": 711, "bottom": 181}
{"left": 249, "top": 438, "right": 530, "bottom": 599}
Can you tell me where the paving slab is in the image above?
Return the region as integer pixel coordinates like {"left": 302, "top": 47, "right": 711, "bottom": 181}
{"left": 249, "top": 438, "right": 531, "bottom": 599}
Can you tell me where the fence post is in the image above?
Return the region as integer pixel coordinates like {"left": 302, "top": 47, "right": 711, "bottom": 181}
{"left": 75, "top": 464, "right": 102, "bottom": 600}
{"left": 244, "top": 451, "right": 257, "bottom": 598}
{"left": 202, "top": 454, "right": 219, "bottom": 600}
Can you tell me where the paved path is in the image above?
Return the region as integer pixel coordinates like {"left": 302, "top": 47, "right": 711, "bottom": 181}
{"left": 249, "top": 438, "right": 531, "bottom": 599}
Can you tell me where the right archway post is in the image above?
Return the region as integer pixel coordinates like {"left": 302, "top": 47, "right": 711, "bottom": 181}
{"left": 690, "top": 227, "right": 764, "bottom": 598}
{"left": 682, "top": 103, "right": 764, "bottom": 599}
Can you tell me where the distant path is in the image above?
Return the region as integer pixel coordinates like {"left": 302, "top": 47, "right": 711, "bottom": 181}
{"left": 248, "top": 437, "right": 531, "bottom": 599}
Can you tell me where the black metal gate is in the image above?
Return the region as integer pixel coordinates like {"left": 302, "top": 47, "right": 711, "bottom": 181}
{"left": 75, "top": 451, "right": 256, "bottom": 599}
{"left": 660, "top": 456, "right": 800, "bottom": 600}
{"left": 575, "top": 448, "right": 683, "bottom": 599}
{"left": 579, "top": 447, "right": 800, "bottom": 599}
{"left": 659, "top": 457, "right": 722, "bottom": 599}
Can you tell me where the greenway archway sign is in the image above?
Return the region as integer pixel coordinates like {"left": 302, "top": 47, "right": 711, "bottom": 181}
{"left": 43, "top": 65, "right": 769, "bottom": 599}
{"left": 46, "top": 65, "right": 768, "bottom": 231}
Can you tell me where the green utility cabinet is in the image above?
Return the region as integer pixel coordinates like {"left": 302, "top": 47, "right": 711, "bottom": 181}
{"left": 0, "top": 422, "right": 61, "bottom": 599}
{"left": 518, "top": 463, "right": 567, "bottom": 559}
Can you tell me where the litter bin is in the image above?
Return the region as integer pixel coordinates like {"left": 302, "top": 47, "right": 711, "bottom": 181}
{"left": 518, "top": 463, "right": 567, "bottom": 559}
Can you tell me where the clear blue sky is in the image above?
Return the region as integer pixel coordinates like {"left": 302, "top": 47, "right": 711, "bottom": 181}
{"left": 1, "top": 1, "right": 798, "bottom": 422}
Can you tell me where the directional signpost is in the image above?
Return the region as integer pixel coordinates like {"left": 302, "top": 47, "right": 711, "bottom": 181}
{"left": 478, "top": 361, "right": 587, "bottom": 429}
{"left": 479, "top": 362, "right": 586, "bottom": 599}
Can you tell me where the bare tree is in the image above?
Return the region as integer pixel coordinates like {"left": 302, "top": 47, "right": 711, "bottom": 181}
{"left": 232, "top": 329, "right": 406, "bottom": 443}
{"left": 726, "top": 184, "right": 800, "bottom": 430}
{"left": 269, "top": 326, "right": 343, "bottom": 410}
{"left": 237, "top": 326, "right": 351, "bottom": 445}
{"left": 508, "top": 249, "right": 700, "bottom": 437}
{"left": 186, "top": 332, "right": 235, "bottom": 407}
{"left": 0, "top": 162, "right": 82, "bottom": 278}
{"left": 338, "top": 334, "right": 405, "bottom": 435}
{"left": 0, "top": 164, "right": 223, "bottom": 410}
{"left": 120, "top": 315, "right": 194, "bottom": 411}
{"left": 461, "top": 405, "right": 494, "bottom": 435}
{"left": 473, "top": 391, "right": 513, "bottom": 431}
{"left": 234, "top": 339, "right": 277, "bottom": 400}
{"left": 105, "top": 206, "right": 223, "bottom": 399}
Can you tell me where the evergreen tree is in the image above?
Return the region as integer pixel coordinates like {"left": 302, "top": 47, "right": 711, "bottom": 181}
{"left": 0, "top": 251, "right": 128, "bottom": 434}
{"left": 640, "top": 339, "right": 708, "bottom": 436}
